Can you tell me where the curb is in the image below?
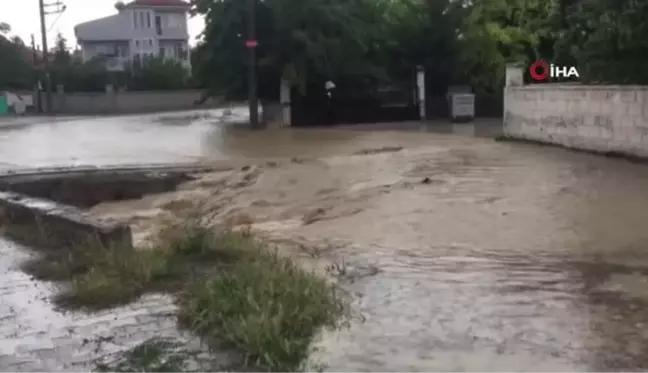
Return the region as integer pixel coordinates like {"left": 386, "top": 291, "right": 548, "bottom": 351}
{"left": 494, "top": 135, "right": 648, "bottom": 164}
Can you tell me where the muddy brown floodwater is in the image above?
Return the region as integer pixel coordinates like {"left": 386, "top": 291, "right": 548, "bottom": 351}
{"left": 85, "top": 125, "right": 648, "bottom": 372}
{"left": 5, "top": 119, "right": 648, "bottom": 371}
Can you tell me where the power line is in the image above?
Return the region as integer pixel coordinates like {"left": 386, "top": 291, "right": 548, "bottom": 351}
{"left": 47, "top": 5, "right": 66, "bottom": 32}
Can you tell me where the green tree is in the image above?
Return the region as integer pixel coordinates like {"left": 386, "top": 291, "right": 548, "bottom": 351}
{"left": 52, "top": 32, "right": 73, "bottom": 67}
{"left": 130, "top": 56, "right": 189, "bottom": 90}
{"left": 0, "top": 22, "right": 10, "bottom": 35}
{"left": 191, "top": 0, "right": 648, "bottom": 106}
{"left": 378, "top": 0, "right": 465, "bottom": 96}
{"left": 192, "top": 0, "right": 391, "bottom": 101}
{"left": 557, "top": 0, "right": 648, "bottom": 83}
{"left": 455, "top": 0, "right": 560, "bottom": 94}
{"left": 0, "top": 23, "right": 34, "bottom": 90}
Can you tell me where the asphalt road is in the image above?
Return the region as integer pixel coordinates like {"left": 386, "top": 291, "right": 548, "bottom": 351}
{"left": 0, "top": 108, "right": 250, "bottom": 170}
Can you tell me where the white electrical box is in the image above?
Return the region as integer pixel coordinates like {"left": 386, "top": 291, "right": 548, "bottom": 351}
{"left": 450, "top": 93, "right": 475, "bottom": 122}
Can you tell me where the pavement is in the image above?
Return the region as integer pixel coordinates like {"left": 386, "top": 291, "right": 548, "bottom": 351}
{"left": 0, "top": 239, "right": 228, "bottom": 371}
{"left": 0, "top": 116, "right": 86, "bottom": 128}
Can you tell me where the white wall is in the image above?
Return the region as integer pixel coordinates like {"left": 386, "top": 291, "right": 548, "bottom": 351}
{"left": 76, "top": 6, "right": 190, "bottom": 61}
{"left": 503, "top": 67, "right": 648, "bottom": 157}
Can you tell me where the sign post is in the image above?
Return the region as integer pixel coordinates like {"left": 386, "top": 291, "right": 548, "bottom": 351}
{"left": 416, "top": 65, "right": 426, "bottom": 120}
{"left": 246, "top": 0, "right": 259, "bottom": 128}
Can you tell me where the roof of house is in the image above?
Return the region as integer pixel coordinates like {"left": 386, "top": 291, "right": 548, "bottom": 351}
{"left": 126, "top": 0, "right": 190, "bottom": 7}
{"left": 75, "top": 14, "right": 129, "bottom": 42}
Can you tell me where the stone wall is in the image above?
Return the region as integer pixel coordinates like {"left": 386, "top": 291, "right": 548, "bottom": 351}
{"left": 503, "top": 67, "right": 648, "bottom": 157}
{"left": 48, "top": 89, "right": 223, "bottom": 115}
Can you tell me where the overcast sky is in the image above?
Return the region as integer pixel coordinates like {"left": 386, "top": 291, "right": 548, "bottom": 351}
{"left": 2, "top": 0, "right": 205, "bottom": 48}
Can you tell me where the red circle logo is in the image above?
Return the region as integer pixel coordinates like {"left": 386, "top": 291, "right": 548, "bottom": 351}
{"left": 529, "top": 60, "right": 549, "bottom": 81}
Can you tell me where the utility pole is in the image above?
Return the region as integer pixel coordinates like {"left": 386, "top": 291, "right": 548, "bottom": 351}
{"left": 30, "top": 34, "right": 38, "bottom": 64}
{"left": 38, "top": 0, "right": 65, "bottom": 113}
{"left": 246, "top": 0, "right": 259, "bottom": 129}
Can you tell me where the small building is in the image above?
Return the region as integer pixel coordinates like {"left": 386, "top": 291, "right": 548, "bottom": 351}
{"left": 74, "top": 0, "right": 192, "bottom": 72}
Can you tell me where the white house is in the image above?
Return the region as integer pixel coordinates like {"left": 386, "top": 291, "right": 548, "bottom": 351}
{"left": 74, "top": 0, "right": 191, "bottom": 72}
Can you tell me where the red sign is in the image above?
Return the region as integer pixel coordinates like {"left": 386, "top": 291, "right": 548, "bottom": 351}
{"left": 529, "top": 59, "right": 580, "bottom": 81}
{"left": 529, "top": 59, "right": 549, "bottom": 81}
{"left": 245, "top": 40, "right": 258, "bottom": 48}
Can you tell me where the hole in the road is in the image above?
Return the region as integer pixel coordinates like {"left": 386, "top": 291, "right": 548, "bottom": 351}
{"left": 1, "top": 171, "right": 198, "bottom": 208}
{"left": 0, "top": 168, "right": 211, "bottom": 249}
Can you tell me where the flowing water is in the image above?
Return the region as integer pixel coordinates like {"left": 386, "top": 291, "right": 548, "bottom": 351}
{"left": 91, "top": 126, "right": 648, "bottom": 371}
{"left": 297, "top": 142, "right": 648, "bottom": 371}
{"left": 4, "top": 113, "right": 648, "bottom": 371}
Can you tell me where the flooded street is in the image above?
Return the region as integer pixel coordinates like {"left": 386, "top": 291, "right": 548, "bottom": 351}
{"left": 0, "top": 108, "right": 499, "bottom": 169}
{"left": 0, "top": 108, "right": 249, "bottom": 169}
{"left": 89, "top": 126, "right": 648, "bottom": 371}
{"left": 4, "top": 111, "right": 648, "bottom": 370}
{"left": 302, "top": 143, "right": 648, "bottom": 371}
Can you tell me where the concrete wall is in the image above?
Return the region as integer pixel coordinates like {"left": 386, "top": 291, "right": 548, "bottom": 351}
{"left": 503, "top": 66, "right": 648, "bottom": 157}
{"left": 0, "top": 191, "right": 132, "bottom": 248}
{"left": 50, "top": 89, "right": 223, "bottom": 114}
{"left": 2, "top": 91, "right": 34, "bottom": 114}
{"left": 0, "top": 164, "right": 220, "bottom": 249}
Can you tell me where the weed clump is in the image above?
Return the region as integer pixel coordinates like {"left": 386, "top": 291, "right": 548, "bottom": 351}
{"left": 18, "top": 219, "right": 342, "bottom": 371}
{"left": 178, "top": 245, "right": 342, "bottom": 371}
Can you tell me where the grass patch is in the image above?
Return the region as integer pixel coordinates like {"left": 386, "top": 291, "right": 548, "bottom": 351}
{"left": 21, "top": 240, "right": 175, "bottom": 310}
{"left": 178, "top": 247, "right": 342, "bottom": 371}
{"left": 18, "top": 219, "right": 343, "bottom": 371}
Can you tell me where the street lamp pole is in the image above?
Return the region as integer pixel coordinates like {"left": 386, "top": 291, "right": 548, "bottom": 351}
{"left": 246, "top": 0, "right": 259, "bottom": 129}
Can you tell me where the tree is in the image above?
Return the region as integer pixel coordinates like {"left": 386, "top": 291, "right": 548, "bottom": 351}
{"left": 191, "top": 0, "right": 648, "bottom": 107}
{"left": 0, "top": 23, "right": 34, "bottom": 90}
{"left": 377, "top": 0, "right": 466, "bottom": 96}
{"left": 130, "top": 56, "right": 190, "bottom": 90}
{"left": 0, "top": 22, "right": 10, "bottom": 35}
{"left": 52, "top": 33, "right": 73, "bottom": 67}
{"left": 454, "top": 0, "right": 561, "bottom": 94}
{"left": 556, "top": 0, "right": 648, "bottom": 83}
{"left": 192, "top": 0, "right": 391, "bottom": 101}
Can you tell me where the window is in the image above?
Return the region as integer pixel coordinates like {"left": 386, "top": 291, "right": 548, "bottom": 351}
{"left": 155, "top": 15, "right": 162, "bottom": 35}
{"left": 135, "top": 40, "right": 140, "bottom": 47}
{"left": 133, "top": 12, "right": 138, "bottom": 28}
{"left": 133, "top": 53, "right": 142, "bottom": 68}
{"left": 175, "top": 43, "right": 187, "bottom": 60}
{"left": 139, "top": 12, "right": 145, "bottom": 28}
{"left": 167, "top": 14, "right": 183, "bottom": 29}
{"left": 148, "top": 39, "right": 153, "bottom": 47}
{"left": 146, "top": 13, "right": 151, "bottom": 28}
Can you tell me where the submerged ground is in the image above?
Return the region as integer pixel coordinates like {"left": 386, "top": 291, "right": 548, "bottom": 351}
{"left": 3, "top": 111, "right": 648, "bottom": 371}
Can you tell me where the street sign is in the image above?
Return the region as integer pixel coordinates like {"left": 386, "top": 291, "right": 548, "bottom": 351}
{"left": 245, "top": 40, "right": 258, "bottom": 48}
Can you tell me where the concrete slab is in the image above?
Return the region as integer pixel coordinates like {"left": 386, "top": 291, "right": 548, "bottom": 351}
{"left": 0, "top": 191, "right": 132, "bottom": 248}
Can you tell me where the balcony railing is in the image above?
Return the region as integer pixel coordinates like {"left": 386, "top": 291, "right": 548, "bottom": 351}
{"left": 104, "top": 57, "right": 128, "bottom": 72}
